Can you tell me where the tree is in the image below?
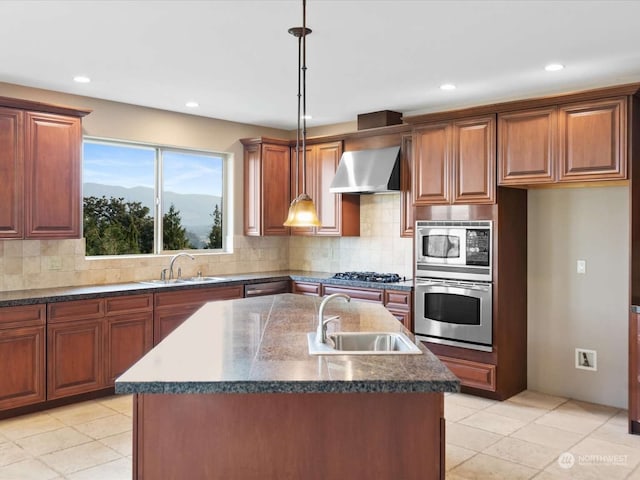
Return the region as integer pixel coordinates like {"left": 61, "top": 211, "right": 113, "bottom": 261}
{"left": 163, "top": 204, "right": 194, "bottom": 250}
{"left": 206, "top": 203, "right": 223, "bottom": 249}
{"left": 83, "top": 196, "right": 154, "bottom": 255}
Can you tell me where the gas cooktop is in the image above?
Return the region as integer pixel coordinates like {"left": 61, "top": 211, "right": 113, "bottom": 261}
{"left": 331, "top": 272, "right": 404, "bottom": 283}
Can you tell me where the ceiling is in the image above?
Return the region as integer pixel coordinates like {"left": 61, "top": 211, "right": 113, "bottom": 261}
{"left": 2, "top": 0, "right": 640, "bottom": 130}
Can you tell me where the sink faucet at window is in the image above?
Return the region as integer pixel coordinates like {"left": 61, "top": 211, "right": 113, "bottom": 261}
{"left": 167, "top": 252, "right": 195, "bottom": 280}
{"left": 316, "top": 293, "right": 351, "bottom": 344}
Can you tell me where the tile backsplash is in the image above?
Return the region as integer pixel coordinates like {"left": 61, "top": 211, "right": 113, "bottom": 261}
{"left": 0, "top": 195, "right": 413, "bottom": 292}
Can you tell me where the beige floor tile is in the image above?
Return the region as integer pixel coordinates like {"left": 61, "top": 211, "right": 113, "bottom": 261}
{"left": 99, "top": 432, "right": 132, "bottom": 457}
{"left": 66, "top": 457, "right": 131, "bottom": 480}
{"left": 98, "top": 395, "right": 133, "bottom": 415}
{"left": 15, "top": 427, "right": 92, "bottom": 456}
{"left": 555, "top": 400, "right": 620, "bottom": 423}
{"left": 485, "top": 401, "right": 548, "bottom": 422}
{"left": 0, "top": 458, "right": 59, "bottom": 480}
{"left": 535, "top": 410, "right": 606, "bottom": 435}
{"left": 449, "top": 453, "right": 538, "bottom": 479}
{"left": 543, "top": 461, "right": 633, "bottom": 480}
{"left": 0, "top": 441, "right": 32, "bottom": 467}
{"left": 446, "top": 402, "right": 479, "bottom": 422}
{"left": 532, "top": 471, "right": 572, "bottom": 479}
{"left": 47, "top": 402, "right": 116, "bottom": 426}
{"left": 628, "top": 464, "right": 640, "bottom": 479}
{"left": 446, "top": 444, "right": 476, "bottom": 471}
{"left": 509, "top": 391, "right": 568, "bottom": 411}
{"left": 589, "top": 421, "right": 640, "bottom": 450}
{"left": 446, "top": 422, "right": 502, "bottom": 452}
{"left": 510, "top": 423, "right": 584, "bottom": 451}
{"left": 446, "top": 393, "right": 497, "bottom": 410}
{"left": 460, "top": 411, "right": 528, "bottom": 436}
{"left": 483, "top": 436, "right": 563, "bottom": 470}
{"left": 73, "top": 414, "right": 132, "bottom": 440}
{"left": 606, "top": 410, "right": 629, "bottom": 428}
{"left": 0, "top": 413, "right": 65, "bottom": 441}
{"left": 40, "top": 441, "right": 121, "bottom": 475}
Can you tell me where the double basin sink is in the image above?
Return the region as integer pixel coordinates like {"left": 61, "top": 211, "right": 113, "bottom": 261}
{"left": 307, "top": 331, "right": 422, "bottom": 355}
{"left": 138, "top": 276, "right": 226, "bottom": 286}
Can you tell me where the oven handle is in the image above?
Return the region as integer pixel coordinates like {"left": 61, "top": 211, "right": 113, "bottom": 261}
{"left": 415, "top": 279, "right": 491, "bottom": 292}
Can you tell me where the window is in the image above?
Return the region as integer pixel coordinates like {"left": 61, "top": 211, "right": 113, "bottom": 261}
{"left": 82, "top": 138, "right": 227, "bottom": 256}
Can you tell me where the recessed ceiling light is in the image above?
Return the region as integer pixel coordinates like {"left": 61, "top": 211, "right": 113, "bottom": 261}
{"left": 545, "top": 63, "right": 564, "bottom": 72}
{"left": 185, "top": 101, "right": 199, "bottom": 108}
{"left": 73, "top": 75, "right": 91, "bottom": 83}
{"left": 440, "top": 83, "right": 456, "bottom": 91}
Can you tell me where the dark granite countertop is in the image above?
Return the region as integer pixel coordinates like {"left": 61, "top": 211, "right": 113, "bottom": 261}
{"left": 0, "top": 270, "right": 412, "bottom": 307}
{"left": 115, "top": 294, "right": 458, "bottom": 395}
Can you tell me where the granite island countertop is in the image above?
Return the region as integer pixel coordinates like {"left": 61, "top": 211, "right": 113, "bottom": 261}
{"left": 115, "top": 293, "right": 459, "bottom": 395}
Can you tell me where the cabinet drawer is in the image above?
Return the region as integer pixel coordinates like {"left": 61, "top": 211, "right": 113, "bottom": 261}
{"left": 155, "top": 286, "right": 243, "bottom": 309}
{"left": 384, "top": 290, "right": 411, "bottom": 310}
{"left": 292, "top": 282, "right": 321, "bottom": 296}
{"left": 438, "top": 355, "right": 496, "bottom": 392}
{"left": 0, "top": 304, "right": 45, "bottom": 329}
{"left": 48, "top": 299, "right": 104, "bottom": 323}
{"left": 323, "top": 285, "right": 383, "bottom": 303}
{"left": 105, "top": 294, "right": 153, "bottom": 316}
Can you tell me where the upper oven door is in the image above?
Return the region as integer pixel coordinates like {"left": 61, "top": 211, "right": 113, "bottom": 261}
{"left": 416, "top": 227, "right": 467, "bottom": 266}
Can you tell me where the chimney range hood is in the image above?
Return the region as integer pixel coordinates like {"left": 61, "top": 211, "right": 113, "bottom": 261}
{"left": 329, "top": 145, "right": 401, "bottom": 194}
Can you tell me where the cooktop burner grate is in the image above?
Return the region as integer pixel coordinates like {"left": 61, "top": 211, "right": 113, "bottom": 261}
{"left": 331, "top": 272, "right": 404, "bottom": 283}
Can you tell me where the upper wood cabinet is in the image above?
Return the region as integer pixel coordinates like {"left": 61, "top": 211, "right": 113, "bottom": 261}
{"left": 498, "top": 97, "right": 627, "bottom": 185}
{"left": 291, "top": 141, "right": 359, "bottom": 237}
{"left": 413, "top": 115, "right": 496, "bottom": 205}
{"left": 0, "top": 98, "right": 89, "bottom": 239}
{"left": 241, "top": 137, "right": 291, "bottom": 236}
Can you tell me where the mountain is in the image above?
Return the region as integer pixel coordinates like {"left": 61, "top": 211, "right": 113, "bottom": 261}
{"left": 83, "top": 183, "right": 221, "bottom": 236}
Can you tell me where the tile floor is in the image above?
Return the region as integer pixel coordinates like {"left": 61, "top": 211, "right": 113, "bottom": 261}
{"left": 0, "top": 390, "right": 638, "bottom": 479}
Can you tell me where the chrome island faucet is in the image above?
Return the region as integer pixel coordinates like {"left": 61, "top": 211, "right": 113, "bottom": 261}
{"left": 167, "top": 252, "right": 195, "bottom": 280}
{"left": 316, "top": 293, "right": 351, "bottom": 344}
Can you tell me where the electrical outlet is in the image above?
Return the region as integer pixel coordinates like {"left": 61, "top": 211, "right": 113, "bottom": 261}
{"left": 575, "top": 348, "right": 597, "bottom": 371}
{"left": 577, "top": 260, "right": 586, "bottom": 274}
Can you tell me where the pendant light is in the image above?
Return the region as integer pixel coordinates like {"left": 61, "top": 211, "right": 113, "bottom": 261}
{"left": 283, "top": 0, "right": 321, "bottom": 228}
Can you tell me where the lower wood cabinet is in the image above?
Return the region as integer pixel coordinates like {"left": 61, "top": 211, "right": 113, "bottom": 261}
{"left": 384, "top": 290, "right": 412, "bottom": 331}
{"left": 154, "top": 286, "right": 243, "bottom": 344}
{"left": 0, "top": 305, "right": 46, "bottom": 410}
{"left": 631, "top": 311, "right": 640, "bottom": 434}
{"left": 437, "top": 355, "right": 496, "bottom": 392}
{"left": 47, "top": 294, "right": 153, "bottom": 400}
{"left": 322, "top": 285, "right": 383, "bottom": 303}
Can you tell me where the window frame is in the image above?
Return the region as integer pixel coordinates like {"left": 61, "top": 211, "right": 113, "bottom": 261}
{"left": 82, "top": 136, "right": 232, "bottom": 257}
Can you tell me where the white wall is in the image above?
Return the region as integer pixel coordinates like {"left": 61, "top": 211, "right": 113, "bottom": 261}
{"left": 527, "top": 186, "right": 629, "bottom": 408}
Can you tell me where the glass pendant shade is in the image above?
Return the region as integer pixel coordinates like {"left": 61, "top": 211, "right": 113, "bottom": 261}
{"left": 283, "top": 193, "right": 321, "bottom": 227}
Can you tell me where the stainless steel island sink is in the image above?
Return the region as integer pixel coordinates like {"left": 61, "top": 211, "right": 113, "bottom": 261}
{"left": 307, "top": 331, "right": 423, "bottom": 355}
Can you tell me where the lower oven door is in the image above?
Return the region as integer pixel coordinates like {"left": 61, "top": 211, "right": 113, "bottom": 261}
{"left": 414, "top": 279, "right": 492, "bottom": 352}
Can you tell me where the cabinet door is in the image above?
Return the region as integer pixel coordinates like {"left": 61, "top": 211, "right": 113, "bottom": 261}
{"left": 47, "top": 319, "right": 103, "bottom": 399}
{"left": 315, "top": 141, "right": 344, "bottom": 236}
{"left": 498, "top": 107, "right": 556, "bottom": 185}
{"left": 0, "top": 326, "right": 45, "bottom": 410}
{"left": 261, "top": 143, "right": 291, "bottom": 235}
{"left": 558, "top": 97, "right": 627, "bottom": 182}
{"left": 400, "top": 134, "right": 414, "bottom": 238}
{"left": 154, "top": 306, "right": 201, "bottom": 344}
{"left": 0, "top": 107, "right": 23, "bottom": 238}
{"left": 105, "top": 313, "right": 153, "bottom": 385}
{"left": 453, "top": 116, "right": 496, "bottom": 204}
{"left": 24, "top": 112, "right": 81, "bottom": 238}
{"left": 322, "top": 285, "right": 383, "bottom": 303}
{"left": 292, "top": 281, "right": 322, "bottom": 296}
{"left": 413, "top": 123, "right": 451, "bottom": 205}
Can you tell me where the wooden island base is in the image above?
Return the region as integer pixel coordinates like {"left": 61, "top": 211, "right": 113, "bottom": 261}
{"left": 133, "top": 392, "right": 444, "bottom": 480}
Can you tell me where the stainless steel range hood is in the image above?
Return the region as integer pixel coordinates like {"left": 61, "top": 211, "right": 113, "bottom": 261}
{"left": 329, "top": 145, "right": 401, "bottom": 194}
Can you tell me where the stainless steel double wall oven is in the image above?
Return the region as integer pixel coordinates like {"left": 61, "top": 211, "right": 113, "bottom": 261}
{"left": 414, "top": 220, "right": 493, "bottom": 352}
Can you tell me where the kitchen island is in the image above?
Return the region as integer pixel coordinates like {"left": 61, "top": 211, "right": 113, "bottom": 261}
{"left": 116, "top": 293, "right": 459, "bottom": 480}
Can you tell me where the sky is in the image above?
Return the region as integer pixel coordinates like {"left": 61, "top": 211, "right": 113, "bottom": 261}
{"left": 83, "top": 141, "right": 224, "bottom": 197}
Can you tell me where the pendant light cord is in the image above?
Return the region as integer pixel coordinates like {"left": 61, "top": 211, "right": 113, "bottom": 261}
{"left": 301, "top": 0, "right": 308, "bottom": 195}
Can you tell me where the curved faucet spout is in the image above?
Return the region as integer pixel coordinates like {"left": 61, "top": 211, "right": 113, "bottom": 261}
{"left": 168, "top": 252, "right": 195, "bottom": 279}
{"left": 317, "top": 293, "right": 351, "bottom": 344}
